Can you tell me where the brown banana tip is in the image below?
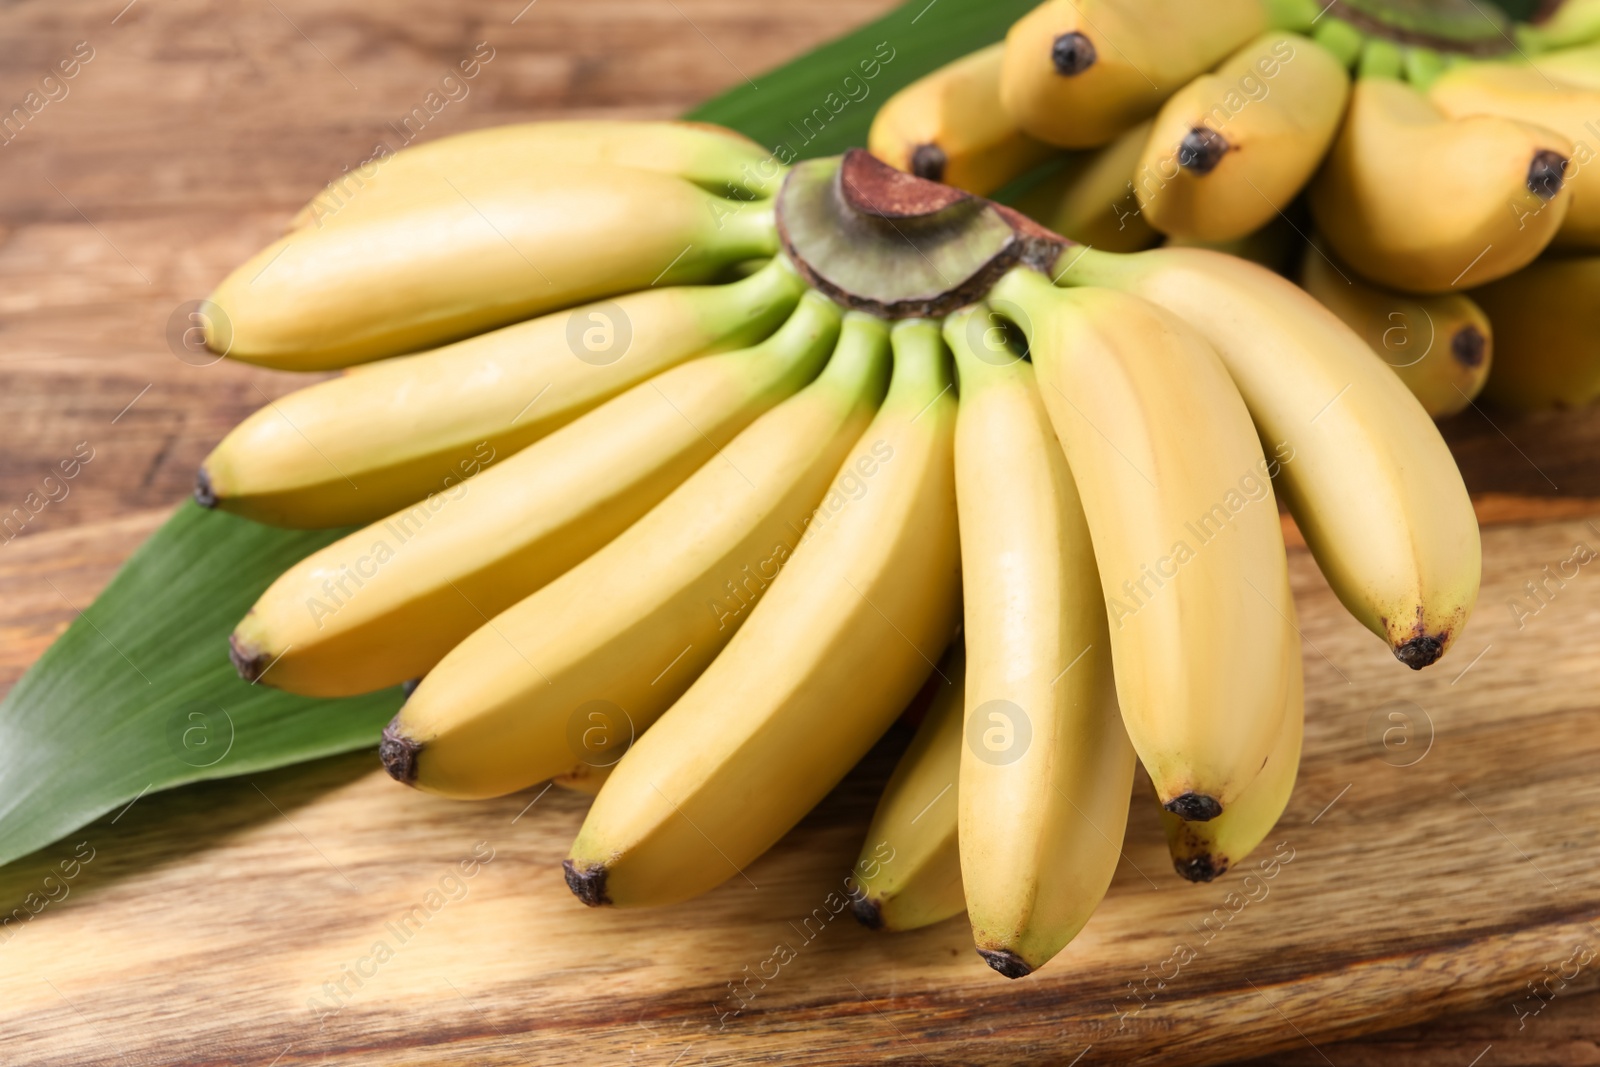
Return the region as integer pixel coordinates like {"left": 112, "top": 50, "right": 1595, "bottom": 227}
{"left": 562, "top": 859, "right": 611, "bottom": 907}
{"left": 1177, "top": 127, "right": 1229, "bottom": 175}
{"left": 977, "top": 948, "right": 1033, "bottom": 980}
{"left": 1174, "top": 853, "right": 1227, "bottom": 883}
{"left": 1451, "top": 325, "right": 1487, "bottom": 369}
{"left": 909, "top": 143, "right": 947, "bottom": 184}
{"left": 401, "top": 678, "right": 422, "bottom": 698}
{"left": 1050, "top": 31, "right": 1097, "bottom": 76}
{"left": 1164, "top": 793, "right": 1223, "bottom": 822}
{"left": 378, "top": 722, "right": 422, "bottom": 784}
{"left": 194, "top": 467, "right": 218, "bottom": 509}
{"left": 1527, "top": 150, "right": 1568, "bottom": 200}
{"left": 1394, "top": 633, "right": 1446, "bottom": 671}
{"left": 228, "top": 632, "right": 268, "bottom": 682}
{"left": 851, "top": 894, "right": 885, "bottom": 930}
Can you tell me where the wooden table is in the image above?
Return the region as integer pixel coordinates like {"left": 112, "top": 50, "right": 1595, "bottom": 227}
{"left": 2, "top": 2, "right": 1598, "bottom": 1063}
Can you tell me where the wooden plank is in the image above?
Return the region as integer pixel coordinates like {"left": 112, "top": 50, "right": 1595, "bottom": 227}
{"left": 1, "top": 516, "right": 1597, "bottom": 1065}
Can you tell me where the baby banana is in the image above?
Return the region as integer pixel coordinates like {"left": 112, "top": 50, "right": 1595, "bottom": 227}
{"left": 383, "top": 310, "right": 894, "bottom": 799}
{"left": 1136, "top": 32, "right": 1349, "bottom": 243}
{"left": 1056, "top": 246, "right": 1480, "bottom": 667}
{"left": 851, "top": 644, "right": 967, "bottom": 934}
{"left": 990, "top": 266, "right": 1293, "bottom": 822}
{"left": 1300, "top": 244, "right": 1492, "bottom": 418}
{"left": 1309, "top": 75, "right": 1571, "bottom": 291}
{"left": 198, "top": 260, "right": 803, "bottom": 528}
{"left": 563, "top": 320, "right": 960, "bottom": 907}
{"left": 230, "top": 292, "right": 843, "bottom": 697}
{"left": 1473, "top": 255, "right": 1600, "bottom": 412}
{"left": 947, "top": 305, "right": 1135, "bottom": 978}
{"left": 207, "top": 165, "right": 778, "bottom": 367}
{"left": 1000, "top": 0, "right": 1273, "bottom": 147}
{"left": 869, "top": 43, "right": 1056, "bottom": 196}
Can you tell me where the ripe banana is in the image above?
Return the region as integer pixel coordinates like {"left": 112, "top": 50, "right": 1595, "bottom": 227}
{"left": 1136, "top": 32, "right": 1349, "bottom": 242}
{"left": 383, "top": 310, "right": 894, "bottom": 800}
{"left": 290, "top": 120, "right": 782, "bottom": 230}
{"left": 999, "top": 0, "right": 1274, "bottom": 148}
{"left": 1161, "top": 614, "right": 1303, "bottom": 881}
{"left": 988, "top": 267, "right": 1292, "bottom": 821}
{"left": 1528, "top": 42, "right": 1600, "bottom": 89}
{"left": 198, "top": 260, "right": 804, "bottom": 528}
{"left": 1164, "top": 214, "right": 1301, "bottom": 275}
{"left": 206, "top": 165, "right": 779, "bottom": 368}
{"left": 1056, "top": 245, "right": 1480, "bottom": 667}
{"left": 851, "top": 645, "right": 966, "bottom": 934}
{"left": 869, "top": 43, "right": 1057, "bottom": 196}
{"left": 562, "top": 320, "right": 961, "bottom": 907}
{"left": 229, "top": 293, "right": 843, "bottom": 697}
{"left": 1299, "top": 244, "right": 1492, "bottom": 418}
{"left": 1472, "top": 255, "right": 1600, "bottom": 411}
{"left": 946, "top": 305, "right": 1135, "bottom": 978}
{"left": 1308, "top": 75, "right": 1571, "bottom": 292}
{"left": 1009, "top": 119, "right": 1160, "bottom": 253}
{"left": 1428, "top": 62, "right": 1600, "bottom": 249}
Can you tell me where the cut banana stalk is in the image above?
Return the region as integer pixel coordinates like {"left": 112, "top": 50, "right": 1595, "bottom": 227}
{"left": 206, "top": 165, "right": 779, "bottom": 368}
{"left": 851, "top": 644, "right": 967, "bottom": 934}
{"left": 991, "top": 266, "right": 1292, "bottom": 821}
{"left": 1300, "top": 244, "right": 1492, "bottom": 418}
{"left": 1055, "top": 246, "right": 1480, "bottom": 668}
{"left": 1160, "top": 614, "right": 1303, "bottom": 882}
{"left": 230, "top": 292, "right": 843, "bottom": 697}
{"left": 563, "top": 319, "right": 961, "bottom": 907}
{"left": 382, "top": 310, "right": 894, "bottom": 800}
{"left": 947, "top": 305, "right": 1135, "bottom": 978}
{"left": 869, "top": 43, "right": 1057, "bottom": 196}
{"left": 1308, "top": 75, "right": 1571, "bottom": 292}
{"left": 1136, "top": 32, "right": 1349, "bottom": 243}
{"left": 198, "top": 260, "right": 804, "bottom": 528}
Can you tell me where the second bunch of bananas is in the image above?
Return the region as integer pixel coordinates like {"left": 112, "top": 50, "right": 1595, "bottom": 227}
{"left": 199, "top": 119, "right": 1478, "bottom": 979}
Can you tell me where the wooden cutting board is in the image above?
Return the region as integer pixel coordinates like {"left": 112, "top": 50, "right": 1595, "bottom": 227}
{"left": 1, "top": 507, "right": 1597, "bottom": 1066}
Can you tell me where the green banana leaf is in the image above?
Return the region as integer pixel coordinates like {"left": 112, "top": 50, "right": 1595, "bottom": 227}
{"left": 0, "top": 0, "right": 1033, "bottom": 870}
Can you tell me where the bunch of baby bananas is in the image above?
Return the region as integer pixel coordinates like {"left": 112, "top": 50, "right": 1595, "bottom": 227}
{"left": 869, "top": 0, "right": 1600, "bottom": 420}
{"left": 198, "top": 114, "right": 1478, "bottom": 980}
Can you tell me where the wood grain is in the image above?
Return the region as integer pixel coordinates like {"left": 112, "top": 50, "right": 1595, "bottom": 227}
{"left": 1, "top": 0, "right": 1598, "bottom": 1062}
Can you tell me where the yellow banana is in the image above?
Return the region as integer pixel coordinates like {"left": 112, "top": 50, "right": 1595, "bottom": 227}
{"left": 989, "top": 267, "right": 1292, "bottom": 821}
{"left": 1136, "top": 32, "right": 1349, "bottom": 242}
{"left": 206, "top": 165, "right": 778, "bottom": 368}
{"left": 1161, "top": 613, "right": 1302, "bottom": 881}
{"left": 946, "top": 305, "right": 1135, "bottom": 977}
{"left": 230, "top": 293, "right": 842, "bottom": 697}
{"left": 1164, "top": 213, "right": 1301, "bottom": 275}
{"left": 1429, "top": 62, "right": 1600, "bottom": 249}
{"left": 1299, "top": 244, "right": 1492, "bottom": 418}
{"left": 1055, "top": 246, "right": 1480, "bottom": 667}
{"left": 1527, "top": 42, "right": 1600, "bottom": 89}
{"left": 1010, "top": 119, "right": 1160, "bottom": 252}
{"left": 562, "top": 320, "right": 961, "bottom": 907}
{"left": 1519, "top": 0, "right": 1600, "bottom": 51}
{"left": 868, "top": 43, "right": 1057, "bottom": 196}
{"left": 1308, "top": 75, "right": 1571, "bottom": 291}
{"left": 999, "top": 0, "right": 1273, "bottom": 148}
{"left": 851, "top": 645, "right": 966, "bottom": 934}
{"left": 290, "top": 120, "right": 782, "bottom": 230}
{"left": 382, "top": 311, "right": 894, "bottom": 800}
{"left": 1473, "top": 255, "right": 1600, "bottom": 411}
{"left": 198, "top": 260, "right": 803, "bottom": 528}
